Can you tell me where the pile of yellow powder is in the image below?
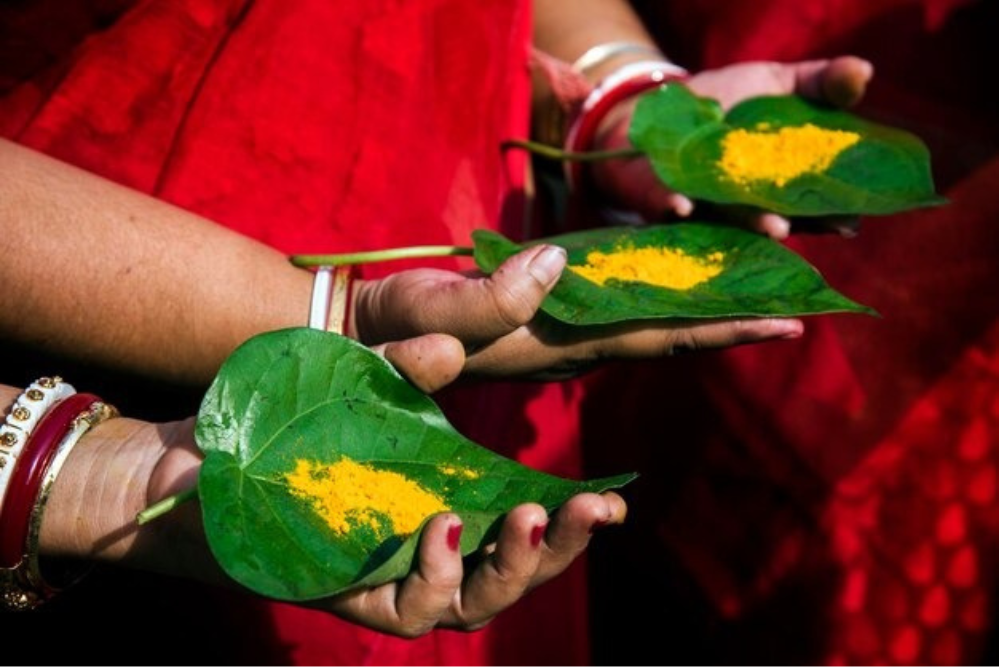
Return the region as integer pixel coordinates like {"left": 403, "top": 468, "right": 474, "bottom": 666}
{"left": 718, "top": 122, "right": 860, "bottom": 187}
{"left": 569, "top": 245, "right": 724, "bottom": 291}
{"left": 286, "top": 457, "right": 449, "bottom": 539}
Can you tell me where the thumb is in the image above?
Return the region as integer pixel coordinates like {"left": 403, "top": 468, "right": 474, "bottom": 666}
{"left": 791, "top": 56, "right": 873, "bottom": 108}
{"left": 372, "top": 333, "right": 467, "bottom": 394}
{"left": 411, "top": 244, "right": 567, "bottom": 343}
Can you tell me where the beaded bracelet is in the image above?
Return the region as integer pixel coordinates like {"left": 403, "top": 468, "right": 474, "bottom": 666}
{"left": 564, "top": 59, "right": 689, "bottom": 190}
{"left": 309, "top": 265, "right": 355, "bottom": 336}
{"left": 0, "top": 391, "right": 117, "bottom": 610}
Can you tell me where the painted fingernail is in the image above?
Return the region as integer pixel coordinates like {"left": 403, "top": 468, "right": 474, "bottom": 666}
{"left": 589, "top": 519, "right": 610, "bottom": 534}
{"left": 527, "top": 245, "right": 567, "bottom": 287}
{"left": 447, "top": 523, "right": 463, "bottom": 552}
{"left": 530, "top": 523, "right": 548, "bottom": 548}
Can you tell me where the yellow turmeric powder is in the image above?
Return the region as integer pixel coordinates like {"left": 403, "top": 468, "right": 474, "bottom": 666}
{"left": 718, "top": 122, "right": 860, "bottom": 187}
{"left": 438, "top": 464, "right": 481, "bottom": 480}
{"left": 286, "top": 457, "right": 448, "bottom": 539}
{"left": 569, "top": 245, "right": 724, "bottom": 291}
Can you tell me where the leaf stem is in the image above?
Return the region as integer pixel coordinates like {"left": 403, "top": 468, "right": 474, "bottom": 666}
{"left": 501, "top": 138, "right": 643, "bottom": 162}
{"left": 136, "top": 487, "right": 198, "bottom": 525}
{"left": 290, "top": 245, "right": 474, "bottom": 268}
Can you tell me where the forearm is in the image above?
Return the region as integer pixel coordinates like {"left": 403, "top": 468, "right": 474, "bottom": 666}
{"left": 533, "top": 0, "right": 659, "bottom": 67}
{"left": 0, "top": 139, "right": 313, "bottom": 385}
{"left": 531, "top": 0, "right": 666, "bottom": 135}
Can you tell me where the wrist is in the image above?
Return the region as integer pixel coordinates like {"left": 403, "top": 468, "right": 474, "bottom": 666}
{"left": 307, "top": 265, "right": 357, "bottom": 337}
{"left": 572, "top": 40, "right": 666, "bottom": 85}
{"left": 564, "top": 60, "right": 688, "bottom": 190}
{"left": 39, "top": 414, "right": 221, "bottom": 582}
{"left": 38, "top": 415, "right": 163, "bottom": 562}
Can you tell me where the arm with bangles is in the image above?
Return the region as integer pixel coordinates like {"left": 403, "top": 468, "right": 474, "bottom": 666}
{"left": 0, "top": 381, "right": 626, "bottom": 634}
{"left": 531, "top": 0, "right": 875, "bottom": 237}
{"left": 0, "top": 137, "right": 799, "bottom": 386}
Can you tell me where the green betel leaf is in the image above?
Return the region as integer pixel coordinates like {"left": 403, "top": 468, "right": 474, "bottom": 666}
{"left": 473, "top": 224, "right": 874, "bottom": 324}
{"left": 630, "top": 84, "right": 946, "bottom": 216}
{"left": 196, "top": 328, "right": 634, "bottom": 601}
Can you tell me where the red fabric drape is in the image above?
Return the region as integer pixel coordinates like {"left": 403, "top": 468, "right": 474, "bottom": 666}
{"left": 585, "top": 1, "right": 996, "bottom": 664}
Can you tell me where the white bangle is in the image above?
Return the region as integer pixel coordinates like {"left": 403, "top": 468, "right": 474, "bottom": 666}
{"left": 572, "top": 40, "right": 666, "bottom": 76}
{"left": 0, "top": 377, "right": 76, "bottom": 517}
{"left": 564, "top": 59, "right": 689, "bottom": 190}
{"left": 308, "top": 267, "right": 334, "bottom": 330}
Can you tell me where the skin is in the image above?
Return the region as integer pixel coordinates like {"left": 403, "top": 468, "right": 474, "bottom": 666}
{"left": 10, "top": 390, "right": 625, "bottom": 637}
{"left": 0, "top": 0, "right": 870, "bottom": 638}
{"left": 588, "top": 57, "right": 875, "bottom": 237}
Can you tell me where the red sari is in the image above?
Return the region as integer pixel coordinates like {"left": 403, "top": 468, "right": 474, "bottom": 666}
{"left": 585, "top": 0, "right": 997, "bottom": 664}
{"left": 1, "top": 1, "right": 589, "bottom": 664}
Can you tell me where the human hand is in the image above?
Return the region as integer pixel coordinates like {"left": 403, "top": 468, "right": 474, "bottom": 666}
{"left": 144, "top": 411, "right": 624, "bottom": 637}
{"left": 353, "top": 244, "right": 802, "bottom": 386}
{"left": 324, "top": 491, "right": 625, "bottom": 636}
{"left": 588, "top": 56, "right": 874, "bottom": 238}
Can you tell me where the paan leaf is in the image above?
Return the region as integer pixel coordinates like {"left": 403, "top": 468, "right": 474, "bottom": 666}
{"left": 196, "top": 328, "right": 634, "bottom": 601}
{"left": 473, "top": 224, "right": 874, "bottom": 325}
{"left": 630, "top": 84, "right": 945, "bottom": 216}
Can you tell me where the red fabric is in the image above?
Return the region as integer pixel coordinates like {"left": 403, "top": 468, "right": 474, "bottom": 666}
{"left": 584, "top": 0, "right": 996, "bottom": 664}
{"left": 1, "top": 1, "right": 588, "bottom": 664}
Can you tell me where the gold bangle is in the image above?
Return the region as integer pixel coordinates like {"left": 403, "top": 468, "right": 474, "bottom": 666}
{"left": 0, "top": 400, "right": 117, "bottom": 611}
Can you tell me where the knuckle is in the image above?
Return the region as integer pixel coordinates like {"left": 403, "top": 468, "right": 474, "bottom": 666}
{"left": 444, "top": 609, "right": 496, "bottom": 633}
{"left": 397, "top": 626, "right": 428, "bottom": 640}
{"left": 487, "top": 271, "right": 537, "bottom": 329}
{"left": 490, "top": 558, "right": 531, "bottom": 588}
{"left": 394, "top": 617, "right": 435, "bottom": 639}
{"left": 667, "top": 328, "right": 699, "bottom": 354}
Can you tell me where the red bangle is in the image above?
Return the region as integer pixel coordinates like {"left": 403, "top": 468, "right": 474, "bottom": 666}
{"left": 564, "top": 60, "right": 688, "bottom": 190}
{"left": 0, "top": 393, "right": 100, "bottom": 568}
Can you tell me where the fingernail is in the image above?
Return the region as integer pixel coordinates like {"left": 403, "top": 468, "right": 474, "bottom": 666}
{"left": 447, "top": 523, "right": 463, "bottom": 551}
{"left": 527, "top": 245, "right": 567, "bottom": 287}
{"left": 777, "top": 320, "right": 804, "bottom": 340}
{"left": 530, "top": 523, "right": 548, "bottom": 548}
{"left": 767, "top": 216, "right": 791, "bottom": 240}
{"left": 589, "top": 519, "right": 610, "bottom": 534}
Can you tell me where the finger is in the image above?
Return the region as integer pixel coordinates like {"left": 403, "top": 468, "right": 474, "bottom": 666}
{"left": 789, "top": 215, "right": 861, "bottom": 238}
{"left": 787, "top": 58, "right": 832, "bottom": 100}
{"left": 635, "top": 186, "right": 693, "bottom": 221}
{"left": 789, "top": 56, "right": 873, "bottom": 107}
{"left": 373, "top": 333, "right": 466, "bottom": 393}
{"left": 747, "top": 212, "right": 791, "bottom": 240}
{"left": 533, "top": 492, "right": 626, "bottom": 583}
{"left": 327, "top": 514, "right": 463, "bottom": 637}
{"left": 463, "top": 316, "right": 804, "bottom": 378}
{"left": 389, "top": 514, "right": 465, "bottom": 637}
{"left": 684, "top": 202, "right": 787, "bottom": 239}
{"left": 599, "top": 317, "right": 804, "bottom": 358}
{"left": 661, "top": 192, "right": 694, "bottom": 218}
{"left": 442, "top": 503, "right": 548, "bottom": 629}
{"left": 821, "top": 56, "right": 873, "bottom": 108}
